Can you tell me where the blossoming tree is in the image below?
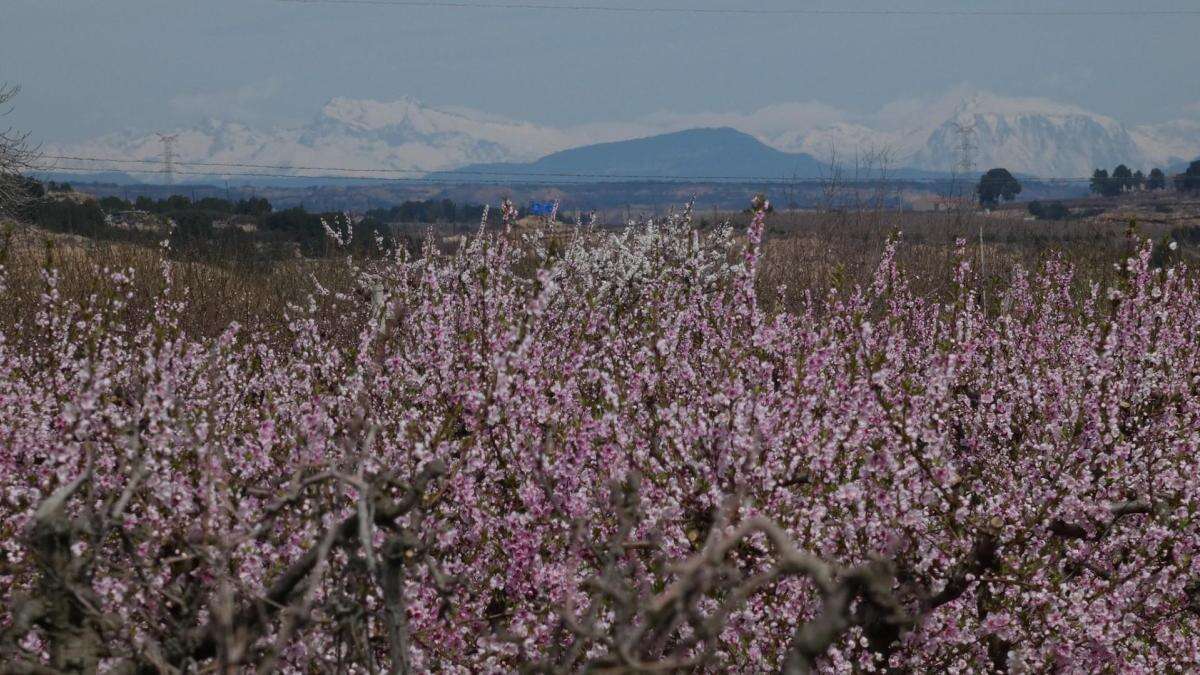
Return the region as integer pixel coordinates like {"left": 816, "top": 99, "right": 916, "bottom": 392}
{"left": 2, "top": 201, "right": 1198, "bottom": 672}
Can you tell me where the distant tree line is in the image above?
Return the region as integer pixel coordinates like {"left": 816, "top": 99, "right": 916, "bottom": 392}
{"left": 9, "top": 178, "right": 406, "bottom": 261}
{"left": 1091, "top": 165, "right": 1152, "bottom": 196}
{"left": 42, "top": 180, "right": 74, "bottom": 193}
{"left": 1087, "top": 163, "right": 1195, "bottom": 197}
{"left": 365, "top": 199, "right": 492, "bottom": 225}
{"left": 7, "top": 179, "right": 575, "bottom": 262}
{"left": 977, "top": 160, "right": 1200, "bottom": 206}
{"left": 109, "top": 193, "right": 273, "bottom": 217}
{"left": 10, "top": 177, "right": 117, "bottom": 240}
{"left": 363, "top": 198, "right": 567, "bottom": 226}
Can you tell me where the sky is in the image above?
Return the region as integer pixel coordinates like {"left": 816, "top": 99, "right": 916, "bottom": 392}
{"left": 2, "top": 0, "right": 1198, "bottom": 143}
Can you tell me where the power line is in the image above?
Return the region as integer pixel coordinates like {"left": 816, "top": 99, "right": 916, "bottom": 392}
{"left": 34, "top": 162, "right": 1105, "bottom": 186}
{"left": 34, "top": 163, "right": 904, "bottom": 185}
{"left": 44, "top": 155, "right": 850, "bottom": 183}
{"left": 274, "top": 0, "right": 1200, "bottom": 17}
{"left": 33, "top": 164, "right": 557, "bottom": 186}
{"left": 44, "top": 154, "right": 621, "bottom": 178}
{"left": 38, "top": 154, "right": 1110, "bottom": 184}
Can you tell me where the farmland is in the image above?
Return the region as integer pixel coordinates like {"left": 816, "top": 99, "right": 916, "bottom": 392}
{"left": 3, "top": 197, "right": 1200, "bottom": 670}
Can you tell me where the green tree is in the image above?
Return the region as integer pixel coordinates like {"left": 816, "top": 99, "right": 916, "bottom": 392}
{"left": 1147, "top": 168, "right": 1167, "bottom": 191}
{"left": 976, "top": 168, "right": 1022, "bottom": 206}
{"left": 1132, "top": 169, "right": 1146, "bottom": 190}
{"left": 236, "top": 197, "right": 272, "bottom": 216}
{"left": 99, "top": 196, "right": 132, "bottom": 213}
{"left": 1090, "top": 169, "right": 1121, "bottom": 197}
{"left": 263, "top": 207, "right": 326, "bottom": 256}
{"left": 29, "top": 198, "right": 106, "bottom": 237}
{"left": 164, "top": 195, "right": 191, "bottom": 211}
{"left": 1177, "top": 160, "right": 1200, "bottom": 193}
{"left": 1112, "top": 165, "right": 1134, "bottom": 192}
{"left": 168, "top": 211, "right": 215, "bottom": 248}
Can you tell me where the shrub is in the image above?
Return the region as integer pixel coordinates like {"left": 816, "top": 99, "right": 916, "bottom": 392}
{"left": 1027, "top": 200, "right": 1070, "bottom": 220}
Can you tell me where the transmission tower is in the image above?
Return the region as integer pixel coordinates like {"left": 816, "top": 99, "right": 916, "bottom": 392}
{"left": 951, "top": 120, "right": 976, "bottom": 181}
{"left": 156, "top": 133, "right": 179, "bottom": 185}
{"left": 937, "top": 119, "right": 975, "bottom": 213}
{"left": 950, "top": 118, "right": 988, "bottom": 312}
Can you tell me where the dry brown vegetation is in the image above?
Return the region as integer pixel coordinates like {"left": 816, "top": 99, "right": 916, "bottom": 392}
{"left": 4, "top": 205, "right": 1198, "bottom": 339}
{"left": 755, "top": 208, "right": 1199, "bottom": 313}
{"left": 0, "top": 221, "right": 357, "bottom": 341}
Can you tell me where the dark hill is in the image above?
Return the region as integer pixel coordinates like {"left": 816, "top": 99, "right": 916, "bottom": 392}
{"left": 435, "top": 127, "right": 825, "bottom": 183}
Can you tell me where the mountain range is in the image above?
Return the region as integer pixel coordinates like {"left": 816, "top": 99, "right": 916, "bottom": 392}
{"left": 44, "top": 89, "right": 1200, "bottom": 184}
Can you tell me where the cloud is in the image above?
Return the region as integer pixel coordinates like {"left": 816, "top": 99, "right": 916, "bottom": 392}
{"left": 169, "top": 79, "right": 285, "bottom": 124}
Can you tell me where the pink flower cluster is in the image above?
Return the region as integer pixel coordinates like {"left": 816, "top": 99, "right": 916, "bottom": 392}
{"left": 2, "top": 204, "right": 1199, "bottom": 672}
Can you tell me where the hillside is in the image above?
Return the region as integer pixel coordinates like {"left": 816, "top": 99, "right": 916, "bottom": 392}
{"left": 435, "top": 128, "right": 826, "bottom": 182}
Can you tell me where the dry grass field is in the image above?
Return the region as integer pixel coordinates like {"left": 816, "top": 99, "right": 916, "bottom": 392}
{"left": 0, "top": 221, "right": 356, "bottom": 340}
{"left": 5, "top": 199, "right": 1199, "bottom": 338}
{"left": 748, "top": 204, "right": 1197, "bottom": 312}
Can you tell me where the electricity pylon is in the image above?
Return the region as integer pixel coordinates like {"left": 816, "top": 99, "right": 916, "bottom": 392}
{"left": 156, "top": 133, "right": 179, "bottom": 185}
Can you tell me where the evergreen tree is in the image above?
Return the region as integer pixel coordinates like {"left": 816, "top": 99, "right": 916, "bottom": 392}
{"left": 1112, "top": 165, "right": 1134, "bottom": 192}
{"left": 1177, "top": 160, "right": 1200, "bottom": 193}
{"left": 1147, "top": 168, "right": 1167, "bottom": 191}
{"left": 1090, "top": 169, "right": 1121, "bottom": 197}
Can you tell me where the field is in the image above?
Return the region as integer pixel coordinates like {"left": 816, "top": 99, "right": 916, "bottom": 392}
{"left": 6, "top": 198, "right": 1199, "bottom": 333}
{"left": 2, "top": 200, "right": 1200, "bottom": 671}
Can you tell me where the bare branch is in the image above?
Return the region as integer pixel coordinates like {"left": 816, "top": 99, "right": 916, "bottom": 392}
{"left": 0, "top": 83, "right": 38, "bottom": 219}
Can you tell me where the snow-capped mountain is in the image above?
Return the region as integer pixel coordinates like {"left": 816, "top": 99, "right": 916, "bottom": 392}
{"left": 294, "top": 97, "right": 577, "bottom": 168}
{"left": 46, "top": 90, "right": 1200, "bottom": 182}
{"left": 765, "top": 90, "right": 1196, "bottom": 177}
{"left": 771, "top": 122, "right": 896, "bottom": 163}
{"left": 46, "top": 97, "right": 578, "bottom": 180}
{"left": 911, "top": 94, "right": 1145, "bottom": 177}
{"left": 1131, "top": 119, "right": 1200, "bottom": 172}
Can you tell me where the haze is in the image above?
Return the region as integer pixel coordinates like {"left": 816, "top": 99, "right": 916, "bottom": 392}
{"left": 4, "top": 0, "right": 1199, "bottom": 144}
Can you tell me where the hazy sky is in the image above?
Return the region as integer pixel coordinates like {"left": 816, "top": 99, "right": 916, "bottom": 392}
{"left": 3, "top": 0, "right": 1198, "bottom": 143}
